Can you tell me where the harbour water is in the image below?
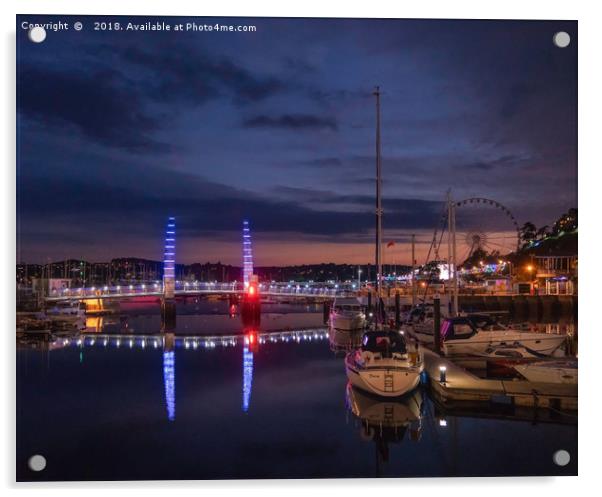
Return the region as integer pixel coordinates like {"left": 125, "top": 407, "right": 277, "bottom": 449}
{"left": 16, "top": 300, "right": 577, "bottom": 480}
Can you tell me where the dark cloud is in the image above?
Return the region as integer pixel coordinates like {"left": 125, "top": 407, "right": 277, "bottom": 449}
{"left": 120, "top": 45, "right": 284, "bottom": 106}
{"left": 19, "top": 164, "right": 442, "bottom": 243}
{"left": 243, "top": 114, "right": 338, "bottom": 131}
{"left": 282, "top": 56, "right": 318, "bottom": 75}
{"left": 17, "top": 39, "right": 290, "bottom": 152}
{"left": 17, "top": 65, "right": 169, "bottom": 153}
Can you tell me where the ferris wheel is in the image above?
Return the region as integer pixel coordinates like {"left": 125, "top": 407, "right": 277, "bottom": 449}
{"left": 429, "top": 197, "right": 521, "bottom": 266}
{"left": 451, "top": 197, "right": 520, "bottom": 263}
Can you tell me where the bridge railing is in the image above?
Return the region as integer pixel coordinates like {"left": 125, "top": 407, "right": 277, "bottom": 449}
{"left": 47, "top": 281, "right": 356, "bottom": 300}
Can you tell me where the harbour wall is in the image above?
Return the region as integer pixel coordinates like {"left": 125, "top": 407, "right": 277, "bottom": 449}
{"left": 458, "top": 294, "right": 577, "bottom": 320}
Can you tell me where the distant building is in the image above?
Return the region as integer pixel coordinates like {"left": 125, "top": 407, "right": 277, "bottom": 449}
{"left": 31, "top": 277, "right": 72, "bottom": 297}
{"left": 535, "top": 255, "right": 577, "bottom": 295}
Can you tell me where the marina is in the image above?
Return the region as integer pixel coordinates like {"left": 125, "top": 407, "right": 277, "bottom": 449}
{"left": 15, "top": 15, "right": 578, "bottom": 481}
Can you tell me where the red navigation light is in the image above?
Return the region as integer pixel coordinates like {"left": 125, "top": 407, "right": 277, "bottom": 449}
{"left": 245, "top": 330, "right": 259, "bottom": 352}
{"left": 247, "top": 281, "right": 259, "bottom": 299}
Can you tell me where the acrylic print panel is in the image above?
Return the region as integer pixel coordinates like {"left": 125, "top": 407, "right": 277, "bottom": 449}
{"left": 16, "top": 15, "right": 577, "bottom": 481}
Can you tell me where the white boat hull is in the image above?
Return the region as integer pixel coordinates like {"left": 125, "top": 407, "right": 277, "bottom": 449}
{"left": 514, "top": 361, "right": 577, "bottom": 384}
{"left": 443, "top": 331, "right": 566, "bottom": 356}
{"left": 405, "top": 325, "right": 435, "bottom": 344}
{"left": 345, "top": 356, "right": 422, "bottom": 397}
{"left": 329, "top": 312, "right": 366, "bottom": 332}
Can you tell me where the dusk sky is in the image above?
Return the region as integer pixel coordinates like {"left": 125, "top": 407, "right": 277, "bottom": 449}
{"left": 16, "top": 16, "right": 577, "bottom": 266}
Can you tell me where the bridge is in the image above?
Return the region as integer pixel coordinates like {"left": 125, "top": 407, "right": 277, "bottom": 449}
{"left": 45, "top": 217, "right": 357, "bottom": 303}
{"left": 45, "top": 281, "right": 354, "bottom": 302}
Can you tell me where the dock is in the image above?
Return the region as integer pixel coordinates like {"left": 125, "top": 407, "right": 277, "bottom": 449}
{"left": 423, "top": 349, "right": 577, "bottom": 411}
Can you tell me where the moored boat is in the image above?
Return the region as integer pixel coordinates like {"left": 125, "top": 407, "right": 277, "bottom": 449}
{"left": 404, "top": 302, "right": 450, "bottom": 343}
{"left": 441, "top": 316, "right": 567, "bottom": 356}
{"left": 345, "top": 330, "right": 423, "bottom": 397}
{"left": 475, "top": 344, "right": 544, "bottom": 360}
{"left": 514, "top": 359, "right": 577, "bottom": 384}
{"left": 46, "top": 300, "right": 85, "bottom": 320}
{"left": 46, "top": 301, "right": 86, "bottom": 330}
{"left": 329, "top": 297, "right": 367, "bottom": 332}
{"left": 470, "top": 344, "right": 548, "bottom": 376}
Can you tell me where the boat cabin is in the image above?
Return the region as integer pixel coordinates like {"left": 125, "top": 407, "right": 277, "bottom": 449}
{"left": 467, "top": 314, "right": 508, "bottom": 331}
{"left": 440, "top": 317, "right": 478, "bottom": 341}
{"left": 361, "top": 331, "right": 407, "bottom": 357}
{"left": 406, "top": 302, "right": 449, "bottom": 323}
{"left": 332, "top": 297, "right": 364, "bottom": 311}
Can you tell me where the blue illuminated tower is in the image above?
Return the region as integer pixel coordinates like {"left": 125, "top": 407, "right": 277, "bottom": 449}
{"left": 164, "top": 217, "right": 176, "bottom": 299}
{"left": 242, "top": 220, "right": 253, "bottom": 287}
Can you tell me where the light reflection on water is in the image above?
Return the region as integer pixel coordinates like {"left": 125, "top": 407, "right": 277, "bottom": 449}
{"left": 16, "top": 302, "right": 577, "bottom": 481}
{"left": 242, "top": 345, "right": 253, "bottom": 413}
{"left": 52, "top": 328, "right": 331, "bottom": 422}
{"left": 163, "top": 350, "right": 175, "bottom": 421}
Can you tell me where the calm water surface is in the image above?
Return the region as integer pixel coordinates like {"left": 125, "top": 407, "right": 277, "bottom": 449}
{"left": 17, "top": 300, "right": 577, "bottom": 480}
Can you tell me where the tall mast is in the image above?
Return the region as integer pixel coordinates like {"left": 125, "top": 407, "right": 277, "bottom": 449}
{"left": 451, "top": 200, "right": 458, "bottom": 316}
{"left": 447, "top": 190, "right": 453, "bottom": 312}
{"left": 447, "top": 192, "right": 458, "bottom": 316}
{"left": 411, "top": 234, "right": 416, "bottom": 307}
{"left": 374, "top": 86, "right": 383, "bottom": 324}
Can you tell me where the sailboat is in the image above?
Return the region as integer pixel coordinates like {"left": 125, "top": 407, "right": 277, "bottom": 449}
{"left": 345, "top": 87, "right": 424, "bottom": 398}
{"left": 345, "top": 330, "right": 424, "bottom": 396}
